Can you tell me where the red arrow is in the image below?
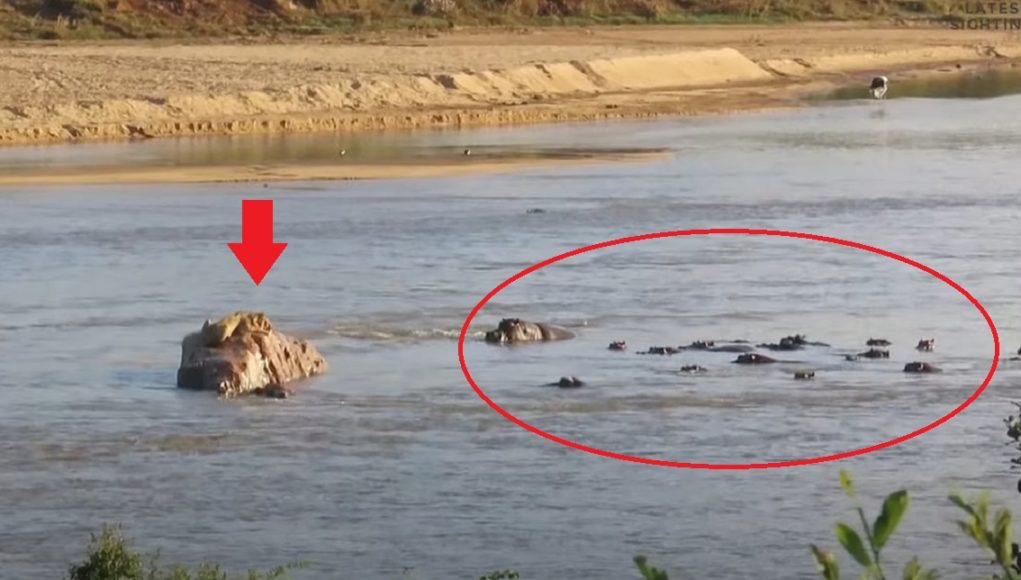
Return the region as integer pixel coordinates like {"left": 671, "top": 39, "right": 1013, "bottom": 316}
{"left": 228, "top": 199, "right": 287, "bottom": 285}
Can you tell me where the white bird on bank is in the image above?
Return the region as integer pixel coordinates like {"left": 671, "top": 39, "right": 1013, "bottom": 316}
{"left": 870, "top": 76, "right": 888, "bottom": 99}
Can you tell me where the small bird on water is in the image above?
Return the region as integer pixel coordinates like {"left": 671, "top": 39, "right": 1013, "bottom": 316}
{"left": 463, "top": 148, "right": 472, "bottom": 156}
{"left": 870, "top": 76, "right": 888, "bottom": 99}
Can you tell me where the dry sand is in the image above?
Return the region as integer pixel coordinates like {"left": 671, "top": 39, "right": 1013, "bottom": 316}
{"left": 2, "top": 22, "right": 1021, "bottom": 184}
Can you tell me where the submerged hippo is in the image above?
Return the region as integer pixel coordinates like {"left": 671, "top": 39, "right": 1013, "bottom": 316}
{"left": 916, "top": 338, "right": 935, "bottom": 351}
{"left": 794, "top": 370, "right": 815, "bottom": 380}
{"left": 867, "top": 338, "right": 892, "bottom": 346}
{"left": 734, "top": 353, "right": 777, "bottom": 364}
{"left": 252, "top": 385, "right": 292, "bottom": 399}
{"left": 708, "top": 344, "right": 755, "bottom": 353}
{"left": 858, "top": 348, "right": 890, "bottom": 359}
{"left": 685, "top": 341, "right": 715, "bottom": 350}
{"left": 904, "top": 362, "right": 941, "bottom": 373}
{"left": 680, "top": 365, "right": 707, "bottom": 373}
{"left": 484, "top": 318, "right": 575, "bottom": 344}
{"left": 548, "top": 376, "right": 584, "bottom": 388}
{"left": 608, "top": 341, "right": 627, "bottom": 351}
{"left": 681, "top": 340, "right": 752, "bottom": 353}
{"left": 758, "top": 334, "right": 830, "bottom": 351}
{"left": 639, "top": 346, "right": 680, "bottom": 355}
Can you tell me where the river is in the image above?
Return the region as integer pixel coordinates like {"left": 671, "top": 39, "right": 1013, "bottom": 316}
{"left": 1, "top": 91, "right": 1020, "bottom": 579}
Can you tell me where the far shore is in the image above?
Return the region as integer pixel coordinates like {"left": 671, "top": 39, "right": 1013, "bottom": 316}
{"left": 2, "top": 22, "right": 1021, "bottom": 185}
{"left": 3, "top": 25, "right": 1021, "bottom": 145}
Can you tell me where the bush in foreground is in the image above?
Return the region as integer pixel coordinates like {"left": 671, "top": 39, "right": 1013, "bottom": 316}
{"left": 67, "top": 525, "right": 305, "bottom": 580}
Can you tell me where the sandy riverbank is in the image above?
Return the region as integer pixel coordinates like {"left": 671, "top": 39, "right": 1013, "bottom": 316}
{"left": 3, "top": 23, "right": 1021, "bottom": 148}
{"left": 2, "top": 23, "right": 1021, "bottom": 185}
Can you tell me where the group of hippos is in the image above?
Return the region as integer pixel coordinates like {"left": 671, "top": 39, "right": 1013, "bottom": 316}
{"left": 483, "top": 317, "right": 1020, "bottom": 389}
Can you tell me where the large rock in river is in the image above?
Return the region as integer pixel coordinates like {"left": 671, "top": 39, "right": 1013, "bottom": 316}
{"left": 176, "top": 311, "right": 327, "bottom": 397}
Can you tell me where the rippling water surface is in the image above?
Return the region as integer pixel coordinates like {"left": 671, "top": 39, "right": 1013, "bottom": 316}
{"left": 2, "top": 95, "right": 1021, "bottom": 579}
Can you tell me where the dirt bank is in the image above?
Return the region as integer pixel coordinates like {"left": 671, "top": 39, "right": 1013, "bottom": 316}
{"left": 2, "top": 23, "right": 1021, "bottom": 148}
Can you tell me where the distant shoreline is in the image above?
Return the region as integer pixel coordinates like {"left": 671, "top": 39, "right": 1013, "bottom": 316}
{"left": 2, "top": 24, "right": 1020, "bottom": 150}
{"left": 3, "top": 59, "right": 1020, "bottom": 185}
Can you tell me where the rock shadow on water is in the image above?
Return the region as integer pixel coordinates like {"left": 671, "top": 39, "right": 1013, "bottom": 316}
{"left": 34, "top": 432, "right": 247, "bottom": 462}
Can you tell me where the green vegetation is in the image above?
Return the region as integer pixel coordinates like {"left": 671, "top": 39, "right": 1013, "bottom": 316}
{"left": 810, "top": 471, "right": 935, "bottom": 580}
{"left": 478, "top": 571, "right": 520, "bottom": 580}
{"left": 634, "top": 555, "right": 670, "bottom": 580}
{"left": 0, "top": 0, "right": 963, "bottom": 40}
{"left": 807, "top": 402, "right": 1021, "bottom": 580}
{"left": 810, "top": 471, "right": 1021, "bottom": 580}
{"left": 66, "top": 525, "right": 307, "bottom": 580}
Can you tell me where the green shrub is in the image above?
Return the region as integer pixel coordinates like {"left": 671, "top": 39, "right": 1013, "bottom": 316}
{"left": 67, "top": 525, "right": 306, "bottom": 580}
{"left": 68, "top": 526, "right": 145, "bottom": 580}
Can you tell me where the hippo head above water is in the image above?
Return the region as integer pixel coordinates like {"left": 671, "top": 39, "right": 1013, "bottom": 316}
{"left": 553, "top": 376, "right": 584, "bottom": 388}
{"left": 641, "top": 346, "right": 680, "bottom": 355}
{"left": 485, "top": 318, "right": 535, "bottom": 343}
{"left": 904, "top": 362, "right": 941, "bottom": 373}
{"left": 734, "top": 353, "right": 777, "bottom": 364}
{"left": 758, "top": 334, "right": 829, "bottom": 351}
{"left": 484, "top": 318, "right": 575, "bottom": 344}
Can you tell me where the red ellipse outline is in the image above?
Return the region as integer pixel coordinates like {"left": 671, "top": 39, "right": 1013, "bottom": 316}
{"left": 457, "top": 228, "right": 1001, "bottom": 470}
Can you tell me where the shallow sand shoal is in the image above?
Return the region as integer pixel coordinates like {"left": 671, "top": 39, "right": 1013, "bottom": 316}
{"left": 0, "top": 150, "right": 673, "bottom": 186}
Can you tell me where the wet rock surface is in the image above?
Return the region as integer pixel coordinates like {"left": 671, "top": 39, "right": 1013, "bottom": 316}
{"left": 176, "top": 311, "right": 328, "bottom": 398}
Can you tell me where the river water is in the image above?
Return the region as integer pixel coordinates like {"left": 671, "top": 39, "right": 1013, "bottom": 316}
{"left": 2, "top": 93, "right": 1021, "bottom": 579}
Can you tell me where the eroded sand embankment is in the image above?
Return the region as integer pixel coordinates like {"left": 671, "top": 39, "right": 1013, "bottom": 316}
{"left": 0, "top": 48, "right": 772, "bottom": 144}
{"left": 3, "top": 28, "right": 1021, "bottom": 148}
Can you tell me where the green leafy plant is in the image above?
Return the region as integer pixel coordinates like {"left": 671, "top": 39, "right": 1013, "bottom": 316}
{"left": 810, "top": 470, "right": 935, "bottom": 580}
{"left": 949, "top": 490, "right": 1019, "bottom": 580}
{"left": 812, "top": 467, "right": 1021, "bottom": 580}
{"left": 1005, "top": 405, "right": 1021, "bottom": 444}
{"left": 634, "top": 555, "right": 670, "bottom": 580}
{"left": 1001, "top": 402, "right": 1021, "bottom": 575}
